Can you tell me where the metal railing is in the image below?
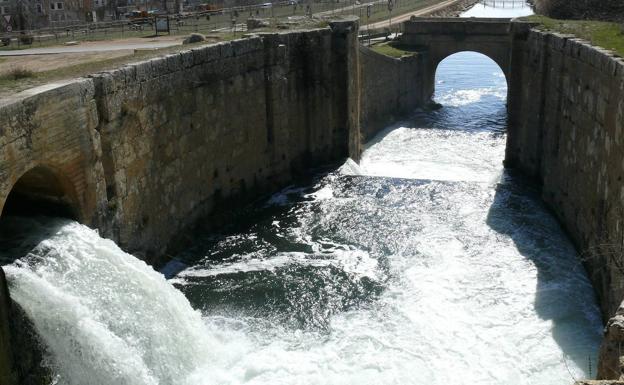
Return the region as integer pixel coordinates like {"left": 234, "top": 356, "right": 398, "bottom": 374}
{"left": 0, "top": 0, "right": 439, "bottom": 49}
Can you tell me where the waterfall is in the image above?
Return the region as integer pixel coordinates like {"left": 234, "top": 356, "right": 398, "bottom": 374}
{"left": 1, "top": 217, "right": 244, "bottom": 385}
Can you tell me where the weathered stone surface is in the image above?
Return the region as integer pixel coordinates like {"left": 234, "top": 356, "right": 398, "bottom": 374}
{"left": 506, "top": 28, "right": 624, "bottom": 320}
{"left": 0, "top": 80, "right": 108, "bottom": 228}
{"left": 598, "top": 304, "right": 624, "bottom": 379}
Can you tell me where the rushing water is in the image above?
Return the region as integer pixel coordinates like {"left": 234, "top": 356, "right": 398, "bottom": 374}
{"left": 0, "top": 1, "right": 604, "bottom": 384}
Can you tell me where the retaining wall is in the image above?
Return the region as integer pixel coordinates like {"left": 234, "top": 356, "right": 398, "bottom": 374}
{"left": 93, "top": 25, "right": 360, "bottom": 258}
{"left": 359, "top": 45, "right": 428, "bottom": 140}
{"left": 505, "top": 29, "right": 624, "bottom": 379}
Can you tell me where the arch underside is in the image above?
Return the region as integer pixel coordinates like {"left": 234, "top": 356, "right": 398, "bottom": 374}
{"left": 1, "top": 166, "right": 80, "bottom": 220}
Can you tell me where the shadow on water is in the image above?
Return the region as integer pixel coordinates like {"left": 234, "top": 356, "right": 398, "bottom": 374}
{"left": 485, "top": 170, "right": 603, "bottom": 375}
{"left": 169, "top": 171, "right": 387, "bottom": 333}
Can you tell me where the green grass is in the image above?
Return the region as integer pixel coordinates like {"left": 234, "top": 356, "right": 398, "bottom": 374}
{"left": 522, "top": 15, "right": 624, "bottom": 57}
{"left": 370, "top": 41, "right": 418, "bottom": 58}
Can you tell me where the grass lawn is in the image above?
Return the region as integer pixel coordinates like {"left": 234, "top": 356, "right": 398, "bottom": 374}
{"left": 522, "top": 15, "right": 624, "bottom": 57}
{"left": 370, "top": 41, "right": 419, "bottom": 58}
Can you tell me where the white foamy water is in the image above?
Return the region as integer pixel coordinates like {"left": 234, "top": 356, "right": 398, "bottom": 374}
{"left": 172, "top": 249, "right": 381, "bottom": 283}
{"left": 1, "top": 218, "right": 248, "bottom": 385}
{"left": 435, "top": 86, "right": 506, "bottom": 107}
{"left": 2, "top": 179, "right": 603, "bottom": 385}
{"left": 359, "top": 126, "right": 506, "bottom": 182}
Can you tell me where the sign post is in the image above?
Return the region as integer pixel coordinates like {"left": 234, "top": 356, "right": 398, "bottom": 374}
{"left": 3, "top": 15, "right": 11, "bottom": 33}
{"left": 154, "top": 15, "right": 170, "bottom": 36}
{"left": 366, "top": 5, "right": 371, "bottom": 45}
{"left": 387, "top": 0, "right": 393, "bottom": 32}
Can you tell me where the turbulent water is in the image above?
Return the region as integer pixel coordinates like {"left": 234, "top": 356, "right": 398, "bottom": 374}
{"left": 0, "top": 1, "right": 604, "bottom": 384}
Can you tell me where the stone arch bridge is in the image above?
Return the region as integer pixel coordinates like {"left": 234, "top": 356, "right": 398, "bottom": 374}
{"left": 397, "top": 17, "right": 533, "bottom": 100}
{"left": 358, "top": 17, "right": 535, "bottom": 137}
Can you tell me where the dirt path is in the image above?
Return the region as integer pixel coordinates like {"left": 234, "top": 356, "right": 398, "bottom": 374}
{"left": 0, "top": 51, "right": 132, "bottom": 76}
{"left": 0, "top": 36, "right": 184, "bottom": 56}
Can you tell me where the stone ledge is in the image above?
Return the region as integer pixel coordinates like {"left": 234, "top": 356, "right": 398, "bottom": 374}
{"left": 575, "top": 382, "right": 624, "bottom": 385}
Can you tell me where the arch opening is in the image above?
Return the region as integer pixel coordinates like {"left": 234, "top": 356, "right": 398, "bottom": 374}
{"left": 434, "top": 51, "right": 508, "bottom": 92}
{"left": 429, "top": 51, "right": 510, "bottom": 106}
{"left": 422, "top": 51, "right": 510, "bottom": 135}
{"left": 432, "top": 51, "right": 509, "bottom": 107}
{"left": 1, "top": 166, "right": 79, "bottom": 220}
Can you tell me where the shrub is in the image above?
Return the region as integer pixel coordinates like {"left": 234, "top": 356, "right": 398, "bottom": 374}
{"left": 535, "top": 0, "right": 624, "bottom": 21}
{"left": 19, "top": 34, "right": 34, "bottom": 45}
{"left": 7, "top": 67, "right": 35, "bottom": 80}
{"left": 534, "top": 0, "right": 579, "bottom": 19}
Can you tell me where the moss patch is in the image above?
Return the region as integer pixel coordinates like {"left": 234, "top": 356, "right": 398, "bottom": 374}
{"left": 522, "top": 15, "right": 624, "bottom": 57}
{"left": 370, "top": 42, "right": 419, "bottom": 58}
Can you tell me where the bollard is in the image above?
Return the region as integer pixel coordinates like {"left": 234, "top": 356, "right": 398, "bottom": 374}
{"left": 0, "top": 267, "right": 17, "bottom": 385}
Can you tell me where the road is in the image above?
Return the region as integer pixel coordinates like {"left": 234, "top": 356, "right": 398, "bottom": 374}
{"left": 362, "top": 0, "right": 468, "bottom": 30}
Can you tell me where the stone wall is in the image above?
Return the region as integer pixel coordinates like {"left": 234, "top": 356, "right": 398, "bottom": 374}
{"left": 93, "top": 23, "right": 360, "bottom": 259}
{"left": 359, "top": 45, "right": 427, "bottom": 140}
{"left": 0, "top": 21, "right": 360, "bottom": 267}
{"left": 505, "top": 29, "right": 624, "bottom": 379}
{"left": 0, "top": 80, "right": 108, "bottom": 229}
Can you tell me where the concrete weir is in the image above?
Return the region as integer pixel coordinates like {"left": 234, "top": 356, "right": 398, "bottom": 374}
{"left": 1, "top": 16, "right": 624, "bottom": 383}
